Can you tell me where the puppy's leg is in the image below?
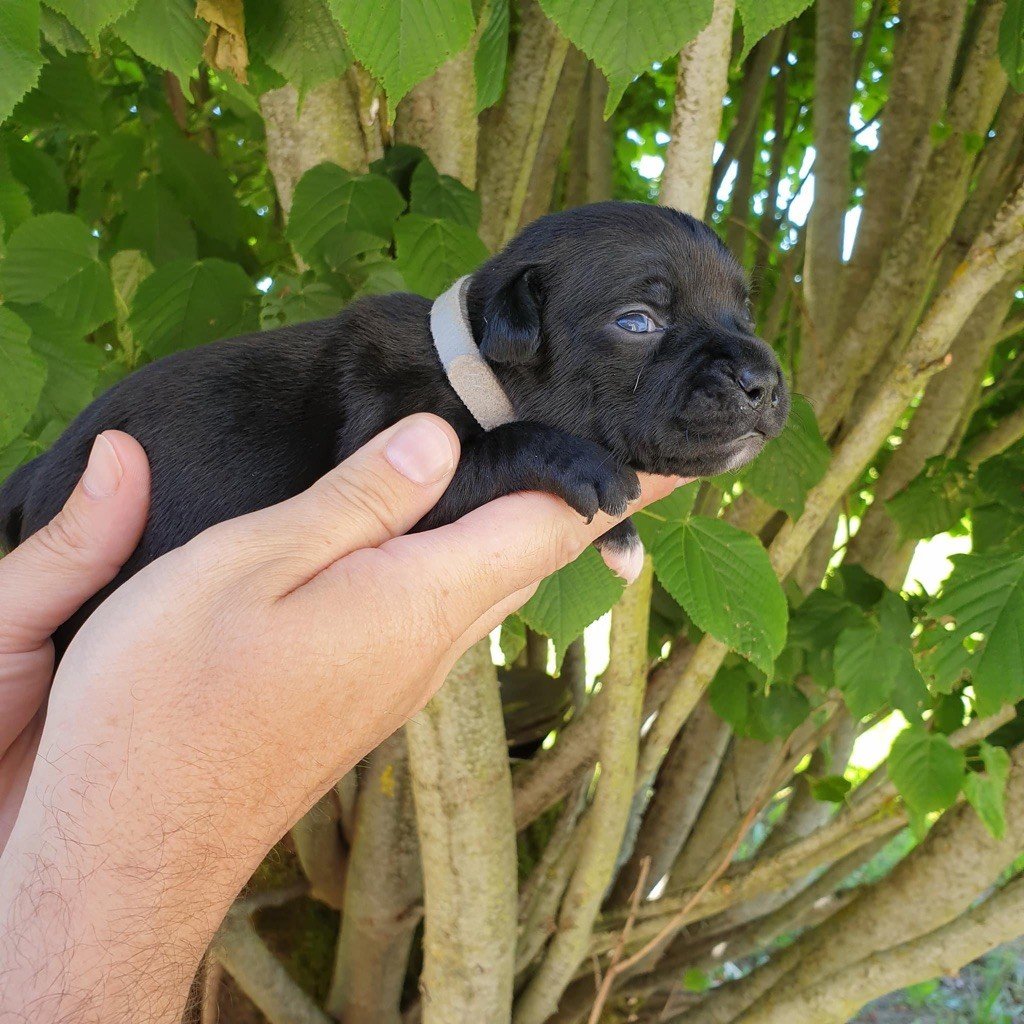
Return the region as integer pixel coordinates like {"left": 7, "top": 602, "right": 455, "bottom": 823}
{"left": 593, "top": 519, "right": 645, "bottom": 585}
{"left": 416, "top": 421, "right": 640, "bottom": 536}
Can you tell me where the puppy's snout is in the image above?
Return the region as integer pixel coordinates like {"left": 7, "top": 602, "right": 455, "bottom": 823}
{"left": 735, "top": 365, "right": 780, "bottom": 411}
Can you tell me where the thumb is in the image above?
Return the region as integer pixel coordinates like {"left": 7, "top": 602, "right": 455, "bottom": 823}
{"left": 0, "top": 431, "right": 151, "bottom": 655}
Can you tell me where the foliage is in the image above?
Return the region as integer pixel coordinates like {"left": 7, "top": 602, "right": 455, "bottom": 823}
{"left": 1, "top": 0, "right": 1024, "bottom": 1021}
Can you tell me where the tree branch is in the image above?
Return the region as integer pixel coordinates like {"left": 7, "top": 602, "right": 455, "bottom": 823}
{"left": 326, "top": 732, "right": 422, "bottom": 1024}
{"left": 660, "top": 0, "right": 736, "bottom": 216}
{"left": 407, "top": 640, "right": 518, "bottom": 1024}
{"left": 513, "top": 562, "right": 653, "bottom": 1024}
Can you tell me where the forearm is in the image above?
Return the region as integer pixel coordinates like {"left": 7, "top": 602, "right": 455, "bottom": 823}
{"left": 0, "top": 731, "right": 254, "bottom": 1023}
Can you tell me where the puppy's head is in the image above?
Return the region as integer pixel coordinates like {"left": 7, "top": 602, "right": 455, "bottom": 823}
{"left": 467, "top": 202, "right": 790, "bottom": 477}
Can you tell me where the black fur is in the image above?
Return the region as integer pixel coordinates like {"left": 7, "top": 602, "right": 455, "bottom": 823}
{"left": 0, "top": 202, "right": 789, "bottom": 651}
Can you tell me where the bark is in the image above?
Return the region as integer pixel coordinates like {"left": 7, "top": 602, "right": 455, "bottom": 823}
{"left": 291, "top": 791, "right": 346, "bottom": 911}
{"left": 517, "top": 46, "right": 588, "bottom": 227}
{"left": 512, "top": 640, "right": 692, "bottom": 831}
{"left": 707, "top": 29, "right": 784, "bottom": 216}
{"left": 608, "top": 696, "right": 731, "bottom": 906}
{"left": 840, "top": 0, "right": 968, "bottom": 320}
{"left": 814, "top": 0, "right": 1008, "bottom": 434}
{"left": 395, "top": 47, "right": 479, "bottom": 187}
{"left": 847, "top": 272, "right": 1021, "bottom": 584}
{"left": 770, "top": 175, "right": 1024, "bottom": 583}
{"left": 724, "top": 129, "right": 757, "bottom": 262}
{"left": 801, "top": 0, "right": 853, "bottom": 375}
{"left": 964, "top": 405, "right": 1024, "bottom": 463}
{"left": 667, "top": 739, "right": 780, "bottom": 891}
{"left": 406, "top": 640, "right": 518, "bottom": 1024}
{"left": 260, "top": 80, "right": 368, "bottom": 215}
{"left": 477, "top": 0, "right": 569, "bottom": 248}
{"left": 660, "top": 0, "right": 737, "bottom": 216}
{"left": 213, "top": 914, "right": 332, "bottom": 1024}
{"left": 564, "top": 68, "right": 613, "bottom": 207}
{"left": 326, "top": 733, "right": 422, "bottom": 1024}
{"left": 743, "top": 875, "right": 1024, "bottom": 1024}
{"left": 734, "top": 741, "right": 1024, "bottom": 1022}
{"left": 513, "top": 562, "right": 653, "bottom": 1024}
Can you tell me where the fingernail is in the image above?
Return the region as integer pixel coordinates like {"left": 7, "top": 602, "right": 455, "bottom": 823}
{"left": 82, "top": 434, "right": 123, "bottom": 498}
{"left": 385, "top": 418, "right": 455, "bottom": 485}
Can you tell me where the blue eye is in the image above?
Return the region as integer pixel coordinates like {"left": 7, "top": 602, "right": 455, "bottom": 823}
{"left": 616, "top": 311, "right": 659, "bottom": 333}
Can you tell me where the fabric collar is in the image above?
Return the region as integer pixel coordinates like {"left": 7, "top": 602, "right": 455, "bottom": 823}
{"left": 430, "top": 274, "right": 517, "bottom": 431}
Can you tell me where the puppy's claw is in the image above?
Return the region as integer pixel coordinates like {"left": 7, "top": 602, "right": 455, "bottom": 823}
{"left": 601, "top": 534, "right": 645, "bottom": 585}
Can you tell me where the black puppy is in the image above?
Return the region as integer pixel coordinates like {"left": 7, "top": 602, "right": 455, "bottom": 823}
{"left": 0, "top": 202, "right": 789, "bottom": 649}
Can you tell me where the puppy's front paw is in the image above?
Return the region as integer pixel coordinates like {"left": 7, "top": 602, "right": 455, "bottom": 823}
{"left": 549, "top": 445, "right": 640, "bottom": 523}
{"left": 595, "top": 518, "right": 645, "bottom": 583}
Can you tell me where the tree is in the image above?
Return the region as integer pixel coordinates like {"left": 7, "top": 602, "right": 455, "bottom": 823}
{"left": 1, "top": 1, "right": 1024, "bottom": 1022}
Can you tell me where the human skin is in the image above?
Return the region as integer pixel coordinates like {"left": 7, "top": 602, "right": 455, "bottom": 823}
{"left": 0, "top": 415, "right": 681, "bottom": 1023}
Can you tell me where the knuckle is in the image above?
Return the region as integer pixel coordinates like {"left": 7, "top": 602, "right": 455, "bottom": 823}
{"left": 319, "top": 465, "right": 401, "bottom": 537}
{"left": 33, "top": 511, "right": 91, "bottom": 564}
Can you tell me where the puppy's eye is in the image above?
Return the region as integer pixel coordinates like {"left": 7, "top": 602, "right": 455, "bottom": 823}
{"left": 616, "top": 311, "right": 659, "bottom": 334}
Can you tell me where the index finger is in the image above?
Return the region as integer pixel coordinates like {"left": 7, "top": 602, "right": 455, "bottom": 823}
{"left": 383, "top": 472, "right": 685, "bottom": 631}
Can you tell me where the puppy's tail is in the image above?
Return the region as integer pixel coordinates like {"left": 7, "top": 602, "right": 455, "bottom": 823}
{"left": 0, "top": 458, "right": 36, "bottom": 552}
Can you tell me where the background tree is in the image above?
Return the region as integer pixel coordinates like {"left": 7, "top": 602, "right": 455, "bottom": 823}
{"left": 1, "top": 1, "right": 1024, "bottom": 1023}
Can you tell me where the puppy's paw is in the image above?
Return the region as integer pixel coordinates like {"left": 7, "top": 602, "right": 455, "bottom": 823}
{"left": 595, "top": 518, "right": 645, "bottom": 584}
{"left": 549, "top": 444, "right": 640, "bottom": 523}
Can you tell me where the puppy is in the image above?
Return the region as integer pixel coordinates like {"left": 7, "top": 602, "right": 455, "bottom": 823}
{"left": 0, "top": 202, "right": 789, "bottom": 651}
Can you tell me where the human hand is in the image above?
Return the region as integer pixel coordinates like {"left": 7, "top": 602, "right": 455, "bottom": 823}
{"left": 0, "top": 414, "right": 681, "bottom": 1021}
{"left": 0, "top": 431, "right": 150, "bottom": 849}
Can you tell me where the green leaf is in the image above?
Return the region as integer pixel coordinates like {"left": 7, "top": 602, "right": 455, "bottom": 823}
{"left": 129, "top": 258, "right": 257, "bottom": 359}
{"left": 634, "top": 481, "right": 699, "bottom": 548}
{"left": 963, "top": 742, "right": 1011, "bottom": 840}
{"left": 288, "top": 163, "right": 406, "bottom": 269}
{"left": 999, "top": 0, "right": 1024, "bottom": 92}
{"left": 3, "top": 135, "right": 67, "bottom": 213}
{"left": 709, "top": 667, "right": 751, "bottom": 732}
{"left": 328, "top": 0, "right": 476, "bottom": 106}
{"left": 0, "top": 144, "right": 32, "bottom": 235}
{"left": 537, "top": 0, "right": 713, "bottom": 115}
{"left": 11, "top": 303, "right": 104, "bottom": 424}
{"left": 113, "top": 0, "right": 204, "bottom": 88}
{"left": 156, "top": 131, "right": 244, "bottom": 247}
{"left": 499, "top": 613, "right": 527, "bottom": 664}
{"left": 39, "top": 6, "right": 91, "bottom": 54}
{"left": 0, "top": 306, "right": 47, "bottom": 447}
{"left": 735, "top": 0, "right": 815, "bottom": 62}
{"left": 116, "top": 178, "right": 197, "bottom": 265}
{"left": 833, "top": 621, "right": 895, "bottom": 719}
{"left": 973, "top": 502, "right": 1024, "bottom": 555}
{"left": 810, "top": 774, "right": 851, "bottom": 803}
{"left": 475, "top": 0, "right": 509, "bottom": 112}
{"left": 394, "top": 213, "right": 490, "bottom": 298}
{"left": 977, "top": 451, "right": 1024, "bottom": 511}
{"left": 109, "top": 248, "right": 154, "bottom": 356}
{"left": 409, "top": 160, "right": 481, "bottom": 230}
{"left": 12, "top": 50, "right": 106, "bottom": 135}
{"left": 0, "top": 0, "right": 43, "bottom": 124}
{"left": 887, "top": 727, "right": 965, "bottom": 816}
{"left": 46, "top": 0, "right": 140, "bottom": 46}
{"left": 653, "top": 515, "right": 787, "bottom": 676}
{"left": 747, "top": 683, "right": 810, "bottom": 739}
{"left": 77, "top": 129, "right": 144, "bottom": 223}
{"left": 0, "top": 213, "right": 115, "bottom": 335}
{"left": 834, "top": 620, "right": 924, "bottom": 720}
{"left": 737, "top": 396, "right": 829, "bottom": 519}
{"left": 247, "top": 0, "right": 352, "bottom": 96}
{"left": 923, "top": 552, "right": 1024, "bottom": 715}
{"left": 886, "top": 457, "right": 976, "bottom": 542}
{"left": 519, "top": 546, "right": 624, "bottom": 662}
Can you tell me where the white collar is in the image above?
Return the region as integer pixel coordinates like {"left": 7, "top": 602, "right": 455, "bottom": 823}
{"left": 430, "top": 275, "right": 517, "bottom": 431}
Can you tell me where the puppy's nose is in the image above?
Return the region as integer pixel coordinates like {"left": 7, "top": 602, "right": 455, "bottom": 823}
{"left": 735, "top": 365, "right": 780, "bottom": 410}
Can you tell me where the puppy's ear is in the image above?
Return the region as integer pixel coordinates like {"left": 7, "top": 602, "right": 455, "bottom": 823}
{"left": 479, "top": 267, "right": 541, "bottom": 365}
